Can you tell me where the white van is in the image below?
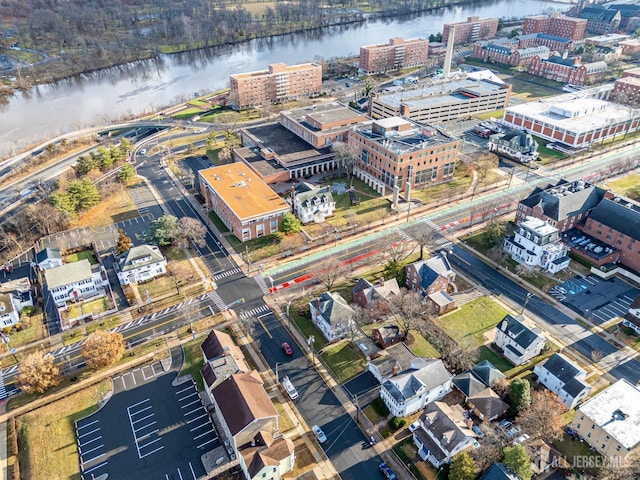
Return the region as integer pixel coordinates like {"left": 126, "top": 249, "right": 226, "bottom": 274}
{"left": 281, "top": 376, "right": 298, "bottom": 400}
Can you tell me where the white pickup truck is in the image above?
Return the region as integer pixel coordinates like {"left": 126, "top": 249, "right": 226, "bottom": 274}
{"left": 281, "top": 376, "right": 298, "bottom": 400}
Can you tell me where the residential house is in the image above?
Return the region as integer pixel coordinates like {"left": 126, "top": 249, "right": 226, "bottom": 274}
{"left": 470, "top": 360, "right": 506, "bottom": 387}
{"left": 487, "top": 130, "right": 539, "bottom": 164}
{"left": 380, "top": 358, "right": 452, "bottom": 417}
{"left": 115, "top": 244, "right": 167, "bottom": 286}
{"left": 0, "top": 278, "right": 33, "bottom": 328}
{"left": 452, "top": 360, "right": 506, "bottom": 399}
{"left": 494, "top": 314, "right": 546, "bottom": 366}
{"left": 201, "top": 329, "right": 249, "bottom": 394}
{"left": 43, "top": 259, "right": 108, "bottom": 308}
{"left": 35, "top": 247, "right": 63, "bottom": 270}
{"left": 366, "top": 342, "right": 423, "bottom": 383}
{"left": 413, "top": 402, "right": 476, "bottom": 467}
{"left": 503, "top": 217, "right": 570, "bottom": 274}
{"left": 480, "top": 463, "right": 522, "bottom": 480}
{"left": 352, "top": 277, "right": 400, "bottom": 310}
{"left": 239, "top": 431, "right": 295, "bottom": 480}
{"left": 371, "top": 325, "right": 403, "bottom": 349}
{"left": 515, "top": 180, "right": 606, "bottom": 233}
{"left": 622, "top": 294, "right": 640, "bottom": 335}
{"left": 405, "top": 253, "right": 456, "bottom": 313}
{"left": 309, "top": 292, "right": 355, "bottom": 342}
{"left": 571, "top": 379, "right": 640, "bottom": 462}
{"left": 468, "top": 388, "right": 509, "bottom": 422}
{"left": 290, "top": 183, "right": 335, "bottom": 224}
{"left": 533, "top": 353, "right": 592, "bottom": 409}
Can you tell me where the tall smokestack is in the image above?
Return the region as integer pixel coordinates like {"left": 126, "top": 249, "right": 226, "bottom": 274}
{"left": 443, "top": 26, "right": 455, "bottom": 78}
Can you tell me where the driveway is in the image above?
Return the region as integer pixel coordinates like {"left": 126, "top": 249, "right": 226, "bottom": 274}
{"left": 342, "top": 371, "right": 380, "bottom": 409}
{"left": 75, "top": 348, "right": 217, "bottom": 480}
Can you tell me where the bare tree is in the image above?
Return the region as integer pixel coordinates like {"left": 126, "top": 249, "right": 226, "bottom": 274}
{"left": 387, "top": 289, "right": 424, "bottom": 337}
{"left": 405, "top": 223, "right": 440, "bottom": 260}
{"left": 16, "top": 351, "right": 60, "bottom": 394}
{"left": 314, "top": 256, "right": 350, "bottom": 290}
{"left": 470, "top": 426, "right": 507, "bottom": 472}
{"left": 516, "top": 390, "right": 567, "bottom": 440}
{"left": 82, "top": 331, "right": 126, "bottom": 369}
{"left": 331, "top": 141, "right": 361, "bottom": 181}
{"left": 179, "top": 217, "right": 207, "bottom": 248}
{"left": 385, "top": 240, "right": 416, "bottom": 264}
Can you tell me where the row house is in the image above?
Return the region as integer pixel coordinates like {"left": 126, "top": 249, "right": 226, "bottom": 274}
{"left": 528, "top": 55, "right": 608, "bottom": 86}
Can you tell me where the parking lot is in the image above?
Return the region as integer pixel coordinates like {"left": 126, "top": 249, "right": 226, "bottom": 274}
{"left": 550, "top": 275, "right": 639, "bottom": 324}
{"left": 75, "top": 349, "right": 218, "bottom": 480}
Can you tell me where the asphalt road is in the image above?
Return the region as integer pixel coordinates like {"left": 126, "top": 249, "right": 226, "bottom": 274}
{"left": 448, "top": 244, "right": 640, "bottom": 385}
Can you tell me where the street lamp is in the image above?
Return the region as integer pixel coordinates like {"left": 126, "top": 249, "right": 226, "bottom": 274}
{"left": 286, "top": 300, "right": 292, "bottom": 330}
{"left": 520, "top": 292, "right": 533, "bottom": 314}
{"left": 307, "top": 335, "right": 316, "bottom": 366}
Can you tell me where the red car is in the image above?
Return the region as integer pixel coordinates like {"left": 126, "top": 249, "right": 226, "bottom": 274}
{"left": 282, "top": 342, "right": 293, "bottom": 355}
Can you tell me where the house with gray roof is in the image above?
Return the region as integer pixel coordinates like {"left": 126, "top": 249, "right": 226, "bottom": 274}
{"left": 380, "top": 358, "right": 452, "bottom": 417}
{"left": 533, "top": 353, "right": 591, "bottom": 409}
{"left": 352, "top": 277, "right": 400, "bottom": 310}
{"left": 516, "top": 180, "right": 606, "bottom": 233}
{"left": 480, "top": 463, "right": 522, "bottom": 480}
{"left": 116, "top": 244, "right": 167, "bottom": 285}
{"left": 405, "top": 253, "right": 456, "bottom": 313}
{"left": 413, "top": 402, "right": 476, "bottom": 467}
{"left": 291, "top": 182, "right": 335, "bottom": 224}
{"left": 471, "top": 360, "right": 505, "bottom": 387}
{"left": 494, "top": 314, "right": 546, "bottom": 366}
{"left": 43, "top": 259, "right": 108, "bottom": 308}
{"left": 35, "top": 247, "right": 63, "bottom": 270}
{"left": 366, "top": 342, "right": 422, "bottom": 383}
{"left": 310, "top": 292, "right": 355, "bottom": 342}
{"left": 0, "top": 278, "right": 33, "bottom": 328}
{"left": 488, "top": 129, "right": 539, "bottom": 163}
{"left": 468, "top": 388, "right": 509, "bottom": 421}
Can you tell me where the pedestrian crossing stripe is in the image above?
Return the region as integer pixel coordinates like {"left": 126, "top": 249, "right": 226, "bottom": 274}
{"left": 213, "top": 268, "right": 242, "bottom": 281}
{"left": 0, "top": 372, "right": 6, "bottom": 400}
{"left": 239, "top": 305, "right": 271, "bottom": 320}
{"left": 208, "top": 291, "right": 227, "bottom": 312}
{"left": 254, "top": 275, "right": 270, "bottom": 295}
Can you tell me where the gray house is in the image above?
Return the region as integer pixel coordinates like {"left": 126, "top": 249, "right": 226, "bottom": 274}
{"left": 309, "top": 292, "right": 355, "bottom": 342}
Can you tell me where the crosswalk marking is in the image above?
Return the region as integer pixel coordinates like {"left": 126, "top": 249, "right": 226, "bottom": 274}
{"left": 254, "top": 275, "right": 270, "bottom": 295}
{"left": 393, "top": 228, "right": 412, "bottom": 242}
{"left": 208, "top": 291, "right": 227, "bottom": 312}
{"left": 0, "top": 372, "right": 6, "bottom": 399}
{"left": 213, "top": 268, "right": 242, "bottom": 281}
{"left": 239, "top": 305, "right": 271, "bottom": 320}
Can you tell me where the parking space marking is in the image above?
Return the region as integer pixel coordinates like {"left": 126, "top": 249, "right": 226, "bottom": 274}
{"left": 197, "top": 438, "right": 216, "bottom": 449}
{"left": 130, "top": 398, "right": 149, "bottom": 409}
{"left": 189, "top": 463, "right": 197, "bottom": 479}
{"left": 79, "top": 435, "right": 102, "bottom": 447}
{"left": 140, "top": 445, "right": 164, "bottom": 459}
{"left": 80, "top": 443, "right": 105, "bottom": 456}
{"left": 178, "top": 392, "right": 198, "bottom": 401}
{"left": 181, "top": 399, "right": 201, "bottom": 409}
{"left": 132, "top": 413, "right": 155, "bottom": 424}
{"left": 190, "top": 423, "right": 210, "bottom": 432}
{"left": 77, "top": 419, "right": 99, "bottom": 430}
{"left": 177, "top": 385, "right": 193, "bottom": 394}
{"left": 83, "top": 462, "right": 108, "bottom": 474}
{"left": 187, "top": 414, "right": 208, "bottom": 424}
{"left": 81, "top": 452, "right": 105, "bottom": 466}
{"left": 194, "top": 430, "right": 215, "bottom": 440}
{"left": 78, "top": 428, "right": 100, "bottom": 439}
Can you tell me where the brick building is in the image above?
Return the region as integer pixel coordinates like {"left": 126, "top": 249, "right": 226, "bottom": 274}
{"left": 472, "top": 43, "right": 550, "bottom": 67}
{"left": 579, "top": 7, "right": 622, "bottom": 34}
{"left": 522, "top": 14, "right": 588, "bottom": 41}
{"left": 502, "top": 91, "right": 640, "bottom": 148}
{"left": 608, "top": 4, "right": 640, "bottom": 31}
{"left": 528, "top": 55, "right": 607, "bottom": 86}
{"left": 619, "top": 38, "right": 640, "bottom": 56}
{"left": 199, "top": 163, "right": 290, "bottom": 242}
{"left": 442, "top": 17, "right": 499, "bottom": 45}
{"left": 518, "top": 33, "right": 576, "bottom": 53}
{"left": 229, "top": 63, "right": 322, "bottom": 109}
{"left": 359, "top": 37, "right": 429, "bottom": 74}
{"left": 612, "top": 67, "right": 640, "bottom": 105}
{"left": 349, "top": 117, "right": 460, "bottom": 195}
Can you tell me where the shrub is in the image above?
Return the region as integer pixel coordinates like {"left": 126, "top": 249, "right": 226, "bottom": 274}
{"left": 389, "top": 416, "right": 407, "bottom": 431}
{"left": 371, "top": 397, "right": 390, "bottom": 417}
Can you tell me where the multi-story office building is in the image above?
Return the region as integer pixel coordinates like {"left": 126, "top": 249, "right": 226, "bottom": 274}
{"left": 359, "top": 37, "right": 428, "bottom": 74}
{"left": 229, "top": 63, "right": 322, "bottom": 109}
{"left": 442, "top": 17, "right": 499, "bottom": 45}
{"left": 199, "top": 163, "right": 290, "bottom": 242}
{"left": 348, "top": 117, "right": 460, "bottom": 195}
{"left": 370, "top": 73, "right": 511, "bottom": 124}
{"left": 523, "top": 14, "right": 587, "bottom": 41}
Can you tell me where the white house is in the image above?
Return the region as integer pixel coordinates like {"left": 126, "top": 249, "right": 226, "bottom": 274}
{"left": 413, "top": 402, "right": 476, "bottom": 468}
{"left": 622, "top": 294, "right": 640, "bottom": 336}
{"left": 291, "top": 183, "right": 336, "bottom": 224}
{"left": 0, "top": 294, "right": 19, "bottom": 328}
{"left": 0, "top": 278, "right": 34, "bottom": 328}
{"left": 494, "top": 314, "right": 546, "bottom": 366}
{"left": 35, "top": 247, "right": 63, "bottom": 270}
{"left": 504, "top": 217, "right": 570, "bottom": 273}
{"left": 43, "top": 259, "right": 108, "bottom": 307}
{"left": 116, "top": 244, "right": 167, "bottom": 285}
{"left": 309, "top": 292, "right": 354, "bottom": 342}
{"left": 380, "top": 358, "right": 452, "bottom": 417}
{"left": 534, "top": 353, "right": 591, "bottom": 409}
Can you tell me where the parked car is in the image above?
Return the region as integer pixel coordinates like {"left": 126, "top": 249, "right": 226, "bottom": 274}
{"left": 379, "top": 462, "right": 397, "bottom": 480}
{"left": 282, "top": 342, "right": 293, "bottom": 355}
{"left": 312, "top": 425, "right": 327, "bottom": 444}
{"left": 281, "top": 375, "right": 298, "bottom": 400}
{"left": 408, "top": 421, "right": 421, "bottom": 432}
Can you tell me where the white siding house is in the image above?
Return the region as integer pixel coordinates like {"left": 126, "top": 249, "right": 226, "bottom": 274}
{"left": 504, "top": 217, "right": 570, "bottom": 273}
{"left": 292, "top": 183, "right": 335, "bottom": 224}
{"left": 494, "top": 314, "right": 546, "bottom": 366}
{"left": 116, "top": 245, "right": 167, "bottom": 285}
{"left": 43, "top": 260, "right": 108, "bottom": 307}
{"left": 309, "top": 292, "right": 354, "bottom": 342}
{"left": 533, "top": 353, "right": 591, "bottom": 409}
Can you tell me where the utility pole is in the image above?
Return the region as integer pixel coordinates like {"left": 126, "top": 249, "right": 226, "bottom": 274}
{"left": 521, "top": 292, "right": 533, "bottom": 314}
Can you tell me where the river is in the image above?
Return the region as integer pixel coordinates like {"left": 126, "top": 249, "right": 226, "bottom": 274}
{"left": 0, "top": 0, "right": 565, "bottom": 157}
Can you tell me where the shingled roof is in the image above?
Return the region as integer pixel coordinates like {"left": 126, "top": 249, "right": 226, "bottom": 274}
{"left": 587, "top": 197, "right": 640, "bottom": 241}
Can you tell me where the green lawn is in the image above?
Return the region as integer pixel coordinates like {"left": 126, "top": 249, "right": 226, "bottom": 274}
{"left": 434, "top": 297, "right": 508, "bottom": 349}
{"left": 65, "top": 250, "right": 97, "bottom": 265}
{"left": 604, "top": 173, "right": 640, "bottom": 199}
{"left": 407, "top": 331, "right": 440, "bottom": 358}
{"left": 208, "top": 211, "right": 230, "bottom": 233}
{"left": 552, "top": 433, "right": 602, "bottom": 475}
{"left": 319, "top": 341, "right": 366, "bottom": 383}
{"left": 392, "top": 438, "right": 440, "bottom": 480}
{"left": 476, "top": 109, "right": 504, "bottom": 120}
{"left": 85, "top": 316, "right": 120, "bottom": 334}
{"left": 172, "top": 107, "right": 203, "bottom": 119}
{"left": 289, "top": 301, "right": 329, "bottom": 350}
{"left": 65, "top": 297, "right": 110, "bottom": 319}
{"left": 179, "top": 337, "right": 206, "bottom": 391}
{"left": 476, "top": 345, "right": 512, "bottom": 372}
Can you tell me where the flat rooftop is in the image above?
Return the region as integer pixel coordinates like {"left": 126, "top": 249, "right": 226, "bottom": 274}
{"left": 200, "top": 163, "right": 289, "bottom": 220}
{"left": 374, "top": 76, "right": 507, "bottom": 109}
{"left": 505, "top": 90, "right": 638, "bottom": 134}
{"left": 231, "top": 62, "right": 318, "bottom": 79}
{"left": 353, "top": 118, "right": 456, "bottom": 154}
{"left": 281, "top": 102, "right": 364, "bottom": 132}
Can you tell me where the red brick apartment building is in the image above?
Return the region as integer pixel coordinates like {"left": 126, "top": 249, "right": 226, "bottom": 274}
{"left": 523, "top": 14, "right": 587, "bottom": 41}
{"left": 359, "top": 37, "right": 428, "bottom": 74}
{"left": 528, "top": 55, "right": 607, "bottom": 86}
{"left": 472, "top": 43, "right": 550, "bottom": 67}
{"left": 612, "top": 67, "right": 640, "bottom": 105}
{"left": 349, "top": 117, "right": 460, "bottom": 195}
{"left": 199, "top": 163, "right": 290, "bottom": 242}
{"left": 579, "top": 7, "right": 622, "bottom": 35}
{"left": 442, "top": 17, "right": 499, "bottom": 45}
{"left": 229, "top": 63, "right": 322, "bottom": 110}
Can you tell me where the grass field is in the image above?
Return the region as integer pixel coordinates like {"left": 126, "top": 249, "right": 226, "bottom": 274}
{"left": 65, "top": 296, "right": 110, "bottom": 320}
{"left": 476, "top": 345, "right": 513, "bottom": 372}
{"left": 320, "top": 341, "right": 366, "bottom": 383}
{"left": 406, "top": 331, "right": 440, "bottom": 358}
{"left": 434, "top": 297, "right": 508, "bottom": 350}
{"left": 65, "top": 250, "right": 98, "bottom": 264}
{"left": 16, "top": 380, "right": 111, "bottom": 480}
{"left": 179, "top": 337, "right": 206, "bottom": 391}
{"left": 76, "top": 188, "right": 138, "bottom": 227}
{"left": 603, "top": 173, "right": 640, "bottom": 198}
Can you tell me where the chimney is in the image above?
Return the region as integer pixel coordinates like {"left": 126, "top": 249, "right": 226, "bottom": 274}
{"left": 466, "top": 419, "right": 473, "bottom": 429}
{"left": 392, "top": 364, "right": 399, "bottom": 376}
{"left": 379, "top": 276, "right": 385, "bottom": 286}
{"left": 443, "top": 25, "right": 455, "bottom": 78}
{"left": 327, "top": 184, "right": 331, "bottom": 193}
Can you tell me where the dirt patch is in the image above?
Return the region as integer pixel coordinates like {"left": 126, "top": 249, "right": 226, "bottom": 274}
{"left": 287, "top": 437, "right": 316, "bottom": 478}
